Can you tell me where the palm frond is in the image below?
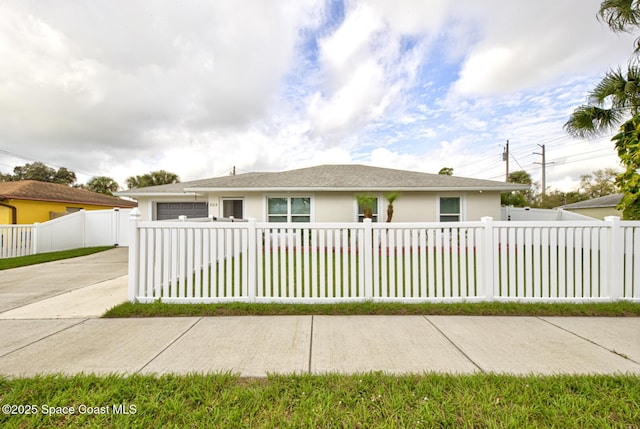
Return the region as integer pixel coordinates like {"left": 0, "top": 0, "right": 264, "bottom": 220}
{"left": 598, "top": 0, "right": 640, "bottom": 33}
{"left": 564, "top": 105, "right": 624, "bottom": 138}
{"left": 589, "top": 68, "right": 627, "bottom": 105}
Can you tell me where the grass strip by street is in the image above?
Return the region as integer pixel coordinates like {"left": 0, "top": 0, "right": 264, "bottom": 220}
{"left": 0, "top": 247, "right": 115, "bottom": 270}
{"left": 103, "top": 300, "right": 640, "bottom": 318}
{"left": 1, "top": 373, "right": 638, "bottom": 428}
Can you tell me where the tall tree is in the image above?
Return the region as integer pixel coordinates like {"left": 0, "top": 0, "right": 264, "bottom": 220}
{"left": 501, "top": 170, "right": 534, "bottom": 207}
{"left": 2, "top": 162, "right": 77, "bottom": 185}
{"left": 579, "top": 168, "right": 620, "bottom": 198}
{"left": 126, "top": 170, "right": 180, "bottom": 189}
{"left": 438, "top": 167, "right": 453, "bottom": 175}
{"left": 564, "top": 0, "right": 640, "bottom": 218}
{"left": 613, "top": 115, "right": 640, "bottom": 218}
{"left": 565, "top": 0, "right": 640, "bottom": 135}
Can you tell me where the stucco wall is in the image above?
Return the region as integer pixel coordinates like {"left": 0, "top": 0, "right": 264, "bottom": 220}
{"left": 0, "top": 206, "right": 12, "bottom": 224}
{"left": 204, "top": 191, "right": 502, "bottom": 222}
{"left": 565, "top": 206, "right": 622, "bottom": 220}
{"left": 465, "top": 192, "right": 501, "bottom": 220}
{"left": 136, "top": 190, "right": 504, "bottom": 222}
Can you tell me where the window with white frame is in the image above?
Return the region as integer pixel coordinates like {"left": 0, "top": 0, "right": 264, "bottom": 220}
{"left": 357, "top": 197, "right": 379, "bottom": 222}
{"left": 439, "top": 197, "right": 461, "bottom": 222}
{"left": 440, "top": 197, "right": 462, "bottom": 222}
{"left": 267, "top": 197, "right": 311, "bottom": 222}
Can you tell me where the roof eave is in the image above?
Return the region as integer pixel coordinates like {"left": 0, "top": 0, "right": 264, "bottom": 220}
{"left": 183, "top": 186, "right": 529, "bottom": 193}
{"left": 114, "top": 191, "right": 202, "bottom": 198}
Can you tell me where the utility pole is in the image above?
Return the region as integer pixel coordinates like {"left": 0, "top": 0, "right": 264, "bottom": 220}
{"left": 503, "top": 140, "right": 509, "bottom": 182}
{"left": 533, "top": 144, "right": 546, "bottom": 198}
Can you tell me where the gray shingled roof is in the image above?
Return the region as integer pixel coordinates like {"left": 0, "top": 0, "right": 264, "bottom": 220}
{"left": 117, "top": 164, "right": 528, "bottom": 196}
{"left": 561, "top": 193, "right": 623, "bottom": 209}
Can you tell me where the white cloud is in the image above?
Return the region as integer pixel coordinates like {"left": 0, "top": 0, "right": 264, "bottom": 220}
{"left": 451, "top": 0, "right": 636, "bottom": 96}
{"left": 0, "top": 0, "right": 633, "bottom": 195}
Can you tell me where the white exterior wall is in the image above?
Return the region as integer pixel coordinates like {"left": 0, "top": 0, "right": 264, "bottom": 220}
{"left": 466, "top": 192, "right": 501, "bottom": 220}
{"left": 315, "top": 192, "right": 362, "bottom": 222}
{"left": 135, "top": 190, "right": 504, "bottom": 222}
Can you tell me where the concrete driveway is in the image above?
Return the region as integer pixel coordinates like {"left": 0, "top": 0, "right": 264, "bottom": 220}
{"left": 0, "top": 247, "right": 128, "bottom": 318}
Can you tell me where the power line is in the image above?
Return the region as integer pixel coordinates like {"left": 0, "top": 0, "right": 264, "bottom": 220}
{"left": 0, "top": 147, "right": 96, "bottom": 178}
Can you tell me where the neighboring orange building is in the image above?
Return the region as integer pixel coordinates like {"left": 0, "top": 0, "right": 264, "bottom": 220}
{"left": 0, "top": 180, "right": 137, "bottom": 224}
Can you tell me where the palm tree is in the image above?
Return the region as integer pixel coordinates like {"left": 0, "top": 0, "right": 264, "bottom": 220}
{"left": 150, "top": 170, "right": 179, "bottom": 186}
{"left": 564, "top": 1, "right": 640, "bottom": 137}
{"left": 384, "top": 191, "right": 400, "bottom": 222}
{"left": 86, "top": 176, "right": 119, "bottom": 196}
{"left": 565, "top": 0, "right": 640, "bottom": 218}
{"left": 126, "top": 170, "right": 180, "bottom": 189}
{"left": 598, "top": 0, "right": 640, "bottom": 36}
{"left": 356, "top": 194, "right": 376, "bottom": 220}
{"left": 564, "top": 65, "right": 640, "bottom": 138}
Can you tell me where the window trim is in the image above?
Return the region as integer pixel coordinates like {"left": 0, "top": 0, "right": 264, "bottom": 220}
{"left": 265, "top": 195, "right": 313, "bottom": 223}
{"left": 437, "top": 195, "right": 464, "bottom": 222}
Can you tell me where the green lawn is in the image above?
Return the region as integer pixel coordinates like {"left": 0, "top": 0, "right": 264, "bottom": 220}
{"left": 1, "top": 373, "right": 638, "bottom": 428}
{"left": 0, "top": 247, "right": 115, "bottom": 270}
{"left": 103, "top": 300, "right": 640, "bottom": 318}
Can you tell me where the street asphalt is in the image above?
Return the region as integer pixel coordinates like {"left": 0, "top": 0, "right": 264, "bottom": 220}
{"left": 0, "top": 247, "right": 639, "bottom": 377}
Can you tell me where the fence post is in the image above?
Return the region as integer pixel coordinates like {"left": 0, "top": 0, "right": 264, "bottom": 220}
{"left": 32, "top": 222, "right": 40, "bottom": 255}
{"left": 113, "top": 207, "right": 120, "bottom": 246}
{"left": 80, "top": 209, "right": 87, "bottom": 249}
{"left": 363, "top": 218, "right": 373, "bottom": 300}
{"left": 247, "top": 218, "right": 257, "bottom": 302}
{"left": 128, "top": 208, "right": 141, "bottom": 302}
{"left": 605, "top": 216, "right": 623, "bottom": 300}
{"left": 481, "top": 217, "right": 495, "bottom": 301}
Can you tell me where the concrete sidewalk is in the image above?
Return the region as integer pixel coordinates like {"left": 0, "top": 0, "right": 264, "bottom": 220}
{"left": 1, "top": 248, "right": 639, "bottom": 378}
{"left": 0, "top": 316, "right": 638, "bottom": 377}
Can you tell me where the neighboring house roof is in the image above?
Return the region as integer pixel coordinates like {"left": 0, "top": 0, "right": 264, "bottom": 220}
{"left": 117, "top": 164, "right": 529, "bottom": 196}
{"left": 560, "top": 193, "right": 623, "bottom": 210}
{"left": 0, "top": 180, "right": 138, "bottom": 207}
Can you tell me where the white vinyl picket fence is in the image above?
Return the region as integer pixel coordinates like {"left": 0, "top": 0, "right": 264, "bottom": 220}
{"left": 128, "top": 212, "right": 640, "bottom": 303}
{"left": 0, "top": 208, "right": 131, "bottom": 258}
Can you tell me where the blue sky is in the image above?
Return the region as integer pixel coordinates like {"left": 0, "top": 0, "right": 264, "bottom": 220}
{"left": 0, "top": 0, "right": 635, "bottom": 192}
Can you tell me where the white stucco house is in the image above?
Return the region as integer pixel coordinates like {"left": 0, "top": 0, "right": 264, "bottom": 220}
{"left": 116, "top": 164, "right": 528, "bottom": 222}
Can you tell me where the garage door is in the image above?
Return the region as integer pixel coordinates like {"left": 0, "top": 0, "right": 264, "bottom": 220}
{"left": 156, "top": 202, "right": 208, "bottom": 220}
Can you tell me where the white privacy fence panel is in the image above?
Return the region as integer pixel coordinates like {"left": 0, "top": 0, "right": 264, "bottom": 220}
{"left": 130, "top": 221, "right": 250, "bottom": 302}
{"left": 36, "top": 211, "right": 86, "bottom": 253}
{"left": 128, "top": 214, "right": 640, "bottom": 303}
{"left": 0, "top": 208, "right": 132, "bottom": 258}
{"left": 369, "top": 223, "right": 485, "bottom": 300}
{"left": 501, "top": 206, "right": 595, "bottom": 221}
{"left": 36, "top": 208, "right": 132, "bottom": 253}
{"left": 492, "top": 222, "right": 611, "bottom": 300}
{"left": 622, "top": 221, "right": 640, "bottom": 299}
{"left": 0, "top": 225, "right": 35, "bottom": 258}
